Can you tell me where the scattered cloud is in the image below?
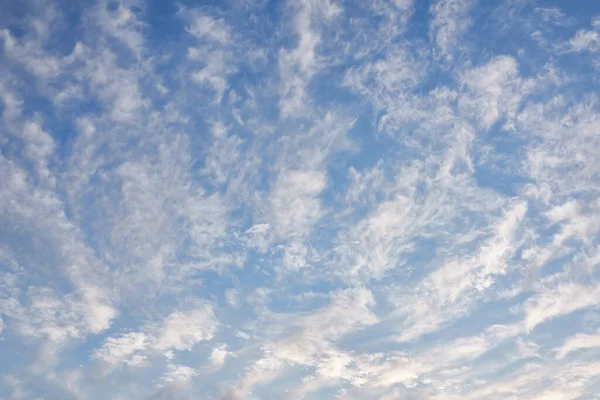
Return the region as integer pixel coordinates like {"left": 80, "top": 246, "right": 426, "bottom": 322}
{"left": 1, "top": 0, "right": 600, "bottom": 398}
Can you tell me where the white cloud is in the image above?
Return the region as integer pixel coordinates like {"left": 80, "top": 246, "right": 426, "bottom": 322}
{"left": 161, "top": 363, "right": 199, "bottom": 383}
{"left": 460, "top": 360, "right": 600, "bottom": 400}
{"left": 225, "top": 287, "right": 377, "bottom": 397}
{"left": 203, "top": 122, "right": 243, "bottom": 184}
{"left": 79, "top": 286, "right": 118, "bottom": 335}
{"left": 91, "top": 302, "right": 218, "bottom": 377}
{"left": 345, "top": 162, "right": 385, "bottom": 206}
{"left": 524, "top": 282, "right": 600, "bottom": 332}
{"left": 225, "top": 288, "right": 240, "bottom": 308}
{"left": 152, "top": 303, "right": 218, "bottom": 352}
{"left": 189, "top": 47, "right": 237, "bottom": 103}
{"left": 210, "top": 344, "right": 231, "bottom": 368}
{"left": 517, "top": 94, "right": 600, "bottom": 197}
{"left": 343, "top": 43, "right": 427, "bottom": 131}
{"left": 93, "top": 0, "right": 145, "bottom": 56}
{"left": 459, "top": 56, "right": 534, "bottom": 130}
{"left": 278, "top": 0, "right": 341, "bottom": 117}
{"left": 556, "top": 330, "right": 600, "bottom": 359}
{"left": 92, "top": 332, "right": 148, "bottom": 366}
{"left": 391, "top": 202, "right": 527, "bottom": 341}
{"left": 569, "top": 29, "right": 599, "bottom": 52}
{"left": 0, "top": 8, "right": 63, "bottom": 79}
{"left": 429, "top": 0, "right": 474, "bottom": 61}
{"left": 82, "top": 47, "right": 149, "bottom": 123}
{"left": 186, "top": 14, "right": 231, "bottom": 44}
{"left": 183, "top": 11, "right": 239, "bottom": 103}
{"left": 270, "top": 169, "right": 326, "bottom": 239}
{"left": 523, "top": 200, "right": 600, "bottom": 272}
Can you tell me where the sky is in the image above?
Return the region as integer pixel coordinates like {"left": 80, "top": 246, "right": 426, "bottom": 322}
{"left": 1, "top": 0, "right": 600, "bottom": 398}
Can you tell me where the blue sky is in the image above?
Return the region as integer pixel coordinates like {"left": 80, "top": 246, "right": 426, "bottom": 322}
{"left": 1, "top": 0, "right": 600, "bottom": 398}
